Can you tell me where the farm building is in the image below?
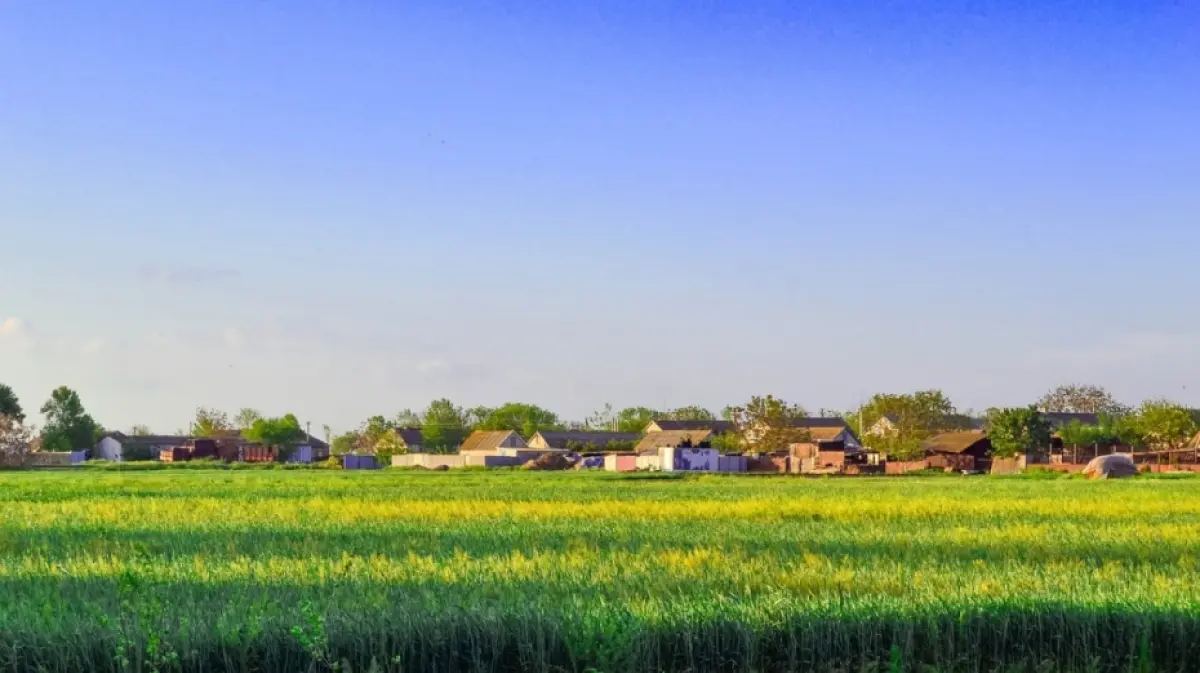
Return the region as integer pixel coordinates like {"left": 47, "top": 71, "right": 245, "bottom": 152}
{"left": 644, "top": 419, "right": 734, "bottom": 434}
{"left": 634, "top": 429, "right": 714, "bottom": 454}
{"left": 96, "top": 433, "right": 190, "bottom": 461}
{"left": 458, "top": 430, "right": 529, "bottom": 455}
{"left": 790, "top": 436, "right": 878, "bottom": 474}
{"left": 526, "top": 431, "right": 641, "bottom": 451}
{"left": 390, "top": 427, "right": 425, "bottom": 453}
{"left": 921, "top": 432, "right": 992, "bottom": 471}
{"left": 868, "top": 414, "right": 985, "bottom": 438}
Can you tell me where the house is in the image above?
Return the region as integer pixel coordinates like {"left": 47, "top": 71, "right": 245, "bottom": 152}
{"left": 634, "top": 429, "right": 714, "bottom": 455}
{"left": 743, "top": 417, "right": 861, "bottom": 450}
{"left": 95, "top": 432, "right": 191, "bottom": 461}
{"left": 458, "top": 430, "right": 529, "bottom": 456}
{"left": 526, "top": 431, "right": 641, "bottom": 451}
{"left": 867, "top": 414, "right": 985, "bottom": 437}
{"left": 921, "top": 431, "right": 992, "bottom": 471}
{"left": 644, "top": 419, "right": 734, "bottom": 434}
{"left": 390, "top": 427, "right": 425, "bottom": 454}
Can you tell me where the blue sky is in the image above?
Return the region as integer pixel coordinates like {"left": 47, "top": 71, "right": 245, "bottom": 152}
{"left": 2, "top": 1, "right": 1198, "bottom": 433}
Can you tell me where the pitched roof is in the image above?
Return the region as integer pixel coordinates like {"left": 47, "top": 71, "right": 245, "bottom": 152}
{"left": 1042, "top": 412, "right": 1101, "bottom": 428}
{"left": 303, "top": 434, "right": 330, "bottom": 450}
{"left": 392, "top": 427, "right": 424, "bottom": 447}
{"left": 790, "top": 417, "right": 851, "bottom": 429}
{"left": 531, "top": 431, "right": 641, "bottom": 449}
{"left": 114, "top": 434, "right": 192, "bottom": 446}
{"left": 634, "top": 430, "right": 714, "bottom": 454}
{"left": 922, "top": 431, "right": 991, "bottom": 455}
{"left": 459, "top": 430, "right": 524, "bottom": 453}
{"left": 648, "top": 419, "right": 734, "bottom": 433}
{"left": 808, "top": 426, "right": 850, "bottom": 442}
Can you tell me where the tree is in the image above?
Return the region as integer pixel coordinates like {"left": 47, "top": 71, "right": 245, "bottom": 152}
{"left": 373, "top": 430, "right": 409, "bottom": 464}
{"left": 1037, "top": 384, "right": 1128, "bottom": 414}
{"left": 0, "top": 415, "right": 33, "bottom": 465}
{"left": 243, "top": 414, "right": 305, "bottom": 449}
{"left": 39, "top": 386, "right": 100, "bottom": 451}
{"left": 987, "top": 407, "right": 1052, "bottom": 458}
{"left": 463, "top": 406, "right": 494, "bottom": 429}
{"left": 474, "top": 402, "right": 562, "bottom": 437}
{"left": 355, "top": 415, "right": 396, "bottom": 452}
{"left": 585, "top": 403, "right": 617, "bottom": 431}
{"left": 0, "top": 384, "right": 24, "bottom": 424}
{"left": 1134, "top": 399, "right": 1197, "bottom": 450}
{"left": 331, "top": 431, "right": 359, "bottom": 456}
{"left": 726, "top": 395, "right": 810, "bottom": 451}
{"left": 191, "top": 407, "right": 231, "bottom": 437}
{"left": 234, "top": 408, "right": 262, "bottom": 431}
{"left": 129, "top": 424, "right": 153, "bottom": 436}
{"left": 665, "top": 406, "right": 715, "bottom": 422}
{"left": 616, "top": 407, "right": 660, "bottom": 433}
{"left": 394, "top": 408, "right": 423, "bottom": 428}
{"left": 854, "top": 390, "right": 959, "bottom": 459}
{"left": 421, "top": 399, "right": 469, "bottom": 452}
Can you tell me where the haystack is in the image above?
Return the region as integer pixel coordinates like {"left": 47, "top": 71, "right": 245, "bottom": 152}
{"left": 522, "top": 453, "right": 573, "bottom": 471}
{"left": 1083, "top": 454, "right": 1137, "bottom": 480}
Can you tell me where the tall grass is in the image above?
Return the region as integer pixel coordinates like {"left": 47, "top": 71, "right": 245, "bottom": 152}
{"left": 0, "top": 471, "right": 1198, "bottom": 671}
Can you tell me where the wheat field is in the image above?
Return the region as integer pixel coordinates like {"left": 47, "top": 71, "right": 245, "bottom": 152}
{"left": 1, "top": 469, "right": 1198, "bottom": 672}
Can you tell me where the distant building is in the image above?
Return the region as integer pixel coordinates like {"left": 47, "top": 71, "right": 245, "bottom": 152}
{"left": 391, "top": 427, "right": 425, "bottom": 453}
{"left": 458, "top": 430, "right": 528, "bottom": 455}
{"left": 921, "top": 431, "right": 992, "bottom": 471}
{"left": 634, "top": 430, "right": 715, "bottom": 455}
{"left": 96, "top": 432, "right": 190, "bottom": 461}
{"left": 526, "top": 431, "right": 641, "bottom": 451}
{"left": 644, "top": 419, "right": 734, "bottom": 434}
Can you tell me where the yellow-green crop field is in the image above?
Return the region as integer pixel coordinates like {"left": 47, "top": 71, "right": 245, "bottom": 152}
{"left": 2, "top": 469, "right": 1200, "bottom": 672}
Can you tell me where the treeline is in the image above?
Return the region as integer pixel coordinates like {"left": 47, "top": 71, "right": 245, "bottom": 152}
{"left": 2, "top": 382, "right": 1197, "bottom": 462}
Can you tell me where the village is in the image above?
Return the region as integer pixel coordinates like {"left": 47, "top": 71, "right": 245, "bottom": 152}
{"left": 16, "top": 410, "right": 1198, "bottom": 478}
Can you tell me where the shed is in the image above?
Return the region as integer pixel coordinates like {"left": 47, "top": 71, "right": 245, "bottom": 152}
{"left": 633, "top": 430, "right": 714, "bottom": 454}
{"left": 458, "top": 430, "right": 528, "bottom": 455}
{"left": 527, "top": 431, "right": 641, "bottom": 451}
{"left": 644, "top": 419, "right": 734, "bottom": 434}
{"left": 922, "top": 432, "right": 992, "bottom": 471}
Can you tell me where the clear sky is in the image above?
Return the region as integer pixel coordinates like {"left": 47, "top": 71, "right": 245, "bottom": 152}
{"left": 2, "top": 1, "right": 1198, "bottom": 433}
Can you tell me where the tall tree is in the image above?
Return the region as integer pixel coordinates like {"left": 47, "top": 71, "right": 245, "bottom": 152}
{"left": 0, "top": 384, "right": 24, "bottom": 424}
{"left": 666, "top": 406, "right": 715, "bottom": 422}
{"left": 421, "top": 399, "right": 469, "bottom": 451}
{"left": 475, "top": 402, "right": 562, "bottom": 437}
{"left": 855, "top": 390, "right": 959, "bottom": 459}
{"left": 243, "top": 414, "right": 305, "bottom": 449}
{"left": 234, "top": 408, "right": 262, "bottom": 431}
{"left": 39, "top": 386, "right": 100, "bottom": 451}
{"left": 356, "top": 415, "right": 397, "bottom": 452}
{"left": 1037, "top": 384, "right": 1128, "bottom": 414}
{"left": 191, "top": 407, "right": 231, "bottom": 437}
{"left": 0, "top": 415, "right": 33, "bottom": 465}
{"left": 727, "top": 395, "right": 810, "bottom": 451}
{"left": 394, "top": 408, "right": 423, "bottom": 428}
{"left": 585, "top": 403, "right": 617, "bottom": 431}
{"left": 129, "top": 424, "right": 153, "bottom": 436}
{"left": 462, "top": 406, "right": 494, "bottom": 429}
{"left": 616, "top": 406, "right": 660, "bottom": 433}
{"left": 987, "top": 407, "right": 1052, "bottom": 458}
{"left": 1134, "top": 399, "right": 1197, "bottom": 450}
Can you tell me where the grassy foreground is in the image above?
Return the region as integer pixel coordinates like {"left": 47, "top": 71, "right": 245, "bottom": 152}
{"left": 1, "top": 470, "right": 1199, "bottom": 672}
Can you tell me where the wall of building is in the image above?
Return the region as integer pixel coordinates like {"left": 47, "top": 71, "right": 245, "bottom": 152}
{"left": 96, "top": 437, "right": 122, "bottom": 461}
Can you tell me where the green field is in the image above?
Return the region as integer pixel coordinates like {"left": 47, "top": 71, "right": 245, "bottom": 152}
{"left": 2, "top": 470, "right": 1200, "bottom": 672}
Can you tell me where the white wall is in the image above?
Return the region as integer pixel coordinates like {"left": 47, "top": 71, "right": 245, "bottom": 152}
{"left": 96, "top": 437, "right": 122, "bottom": 461}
